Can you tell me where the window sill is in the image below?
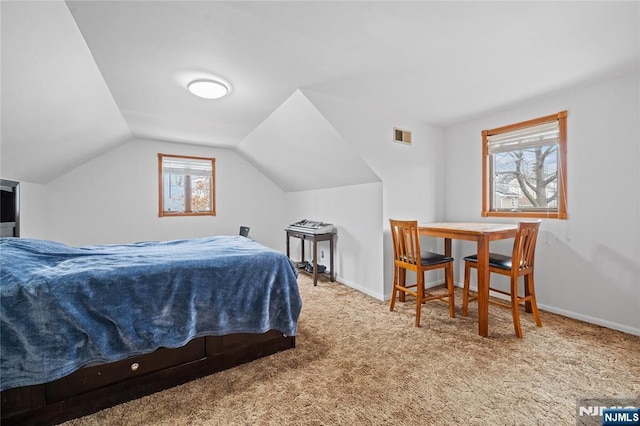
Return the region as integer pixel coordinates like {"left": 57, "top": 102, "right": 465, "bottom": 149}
{"left": 482, "top": 211, "right": 567, "bottom": 220}
{"left": 159, "top": 212, "right": 216, "bottom": 217}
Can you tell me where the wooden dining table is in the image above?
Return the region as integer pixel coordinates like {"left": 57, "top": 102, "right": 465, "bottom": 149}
{"left": 418, "top": 222, "right": 518, "bottom": 337}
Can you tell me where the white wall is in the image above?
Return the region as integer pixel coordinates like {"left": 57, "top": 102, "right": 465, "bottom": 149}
{"left": 298, "top": 90, "right": 448, "bottom": 299}
{"left": 237, "top": 90, "right": 380, "bottom": 192}
{"left": 444, "top": 71, "right": 640, "bottom": 335}
{"left": 0, "top": 181, "right": 48, "bottom": 239}
{"left": 44, "top": 138, "right": 287, "bottom": 250}
{"left": 285, "top": 182, "right": 383, "bottom": 298}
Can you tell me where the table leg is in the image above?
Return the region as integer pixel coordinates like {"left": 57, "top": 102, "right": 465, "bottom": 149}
{"left": 330, "top": 234, "right": 335, "bottom": 282}
{"left": 444, "top": 238, "right": 452, "bottom": 257}
{"left": 477, "top": 235, "right": 489, "bottom": 337}
{"left": 444, "top": 238, "right": 455, "bottom": 292}
{"left": 312, "top": 239, "right": 318, "bottom": 286}
{"left": 286, "top": 234, "right": 290, "bottom": 259}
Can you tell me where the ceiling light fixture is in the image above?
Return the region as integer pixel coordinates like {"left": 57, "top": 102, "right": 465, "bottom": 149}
{"left": 187, "top": 79, "right": 229, "bottom": 99}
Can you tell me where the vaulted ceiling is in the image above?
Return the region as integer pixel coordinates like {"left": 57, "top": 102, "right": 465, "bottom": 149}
{"left": 1, "top": 1, "right": 638, "bottom": 186}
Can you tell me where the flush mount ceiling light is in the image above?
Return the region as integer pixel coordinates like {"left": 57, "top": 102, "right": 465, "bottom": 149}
{"left": 187, "top": 79, "right": 229, "bottom": 99}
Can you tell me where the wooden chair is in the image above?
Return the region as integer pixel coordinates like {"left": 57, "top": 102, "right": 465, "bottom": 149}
{"left": 389, "top": 219, "right": 455, "bottom": 327}
{"left": 462, "top": 220, "right": 542, "bottom": 338}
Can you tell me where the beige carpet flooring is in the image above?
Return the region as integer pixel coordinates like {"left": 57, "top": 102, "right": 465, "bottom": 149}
{"left": 65, "top": 274, "right": 639, "bottom": 425}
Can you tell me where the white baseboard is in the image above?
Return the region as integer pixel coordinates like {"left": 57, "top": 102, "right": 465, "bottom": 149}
{"left": 536, "top": 304, "right": 640, "bottom": 336}
{"left": 335, "top": 275, "right": 384, "bottom": 300}
{"left": 338, "top": 277, "right": 640, "bottom": 337}
{"left": 460, "top": 283, "right": 640, "bottom": 337}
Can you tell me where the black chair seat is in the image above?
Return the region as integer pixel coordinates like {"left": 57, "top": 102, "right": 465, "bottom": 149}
{"left": 420, "top": 251, "right": 454, "bottom": 266}
{"left": 399, "top": 251, "right": 452, "bottom": 266}
{"left": 463, "top": 253, "right": 512, "bottom": 270}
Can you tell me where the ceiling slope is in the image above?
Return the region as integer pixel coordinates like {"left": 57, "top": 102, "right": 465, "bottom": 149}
{"left": 0, "top": 1, "right": 131, "bottom": 184}
{"left": 1, "top": 1, "right": 638, "bottom": 184}
{"left": 64, "top": 0, "right": 315, "bottom": 148}
{"left": 236, "top": 90, "right": 380, "bottom": 192}
{"left": 65, "top": 0, "right": 639, "bottom": 136}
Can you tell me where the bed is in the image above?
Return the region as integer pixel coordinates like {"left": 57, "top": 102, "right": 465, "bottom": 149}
{"left": 0, "top": 236, "right": 302, "bottom": 425}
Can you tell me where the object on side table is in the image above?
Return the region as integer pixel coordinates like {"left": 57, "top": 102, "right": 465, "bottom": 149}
{"left": 285, "top": 219, "right": 335, "bottom": 235}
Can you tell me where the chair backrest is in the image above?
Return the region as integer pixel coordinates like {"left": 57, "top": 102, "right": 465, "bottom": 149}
{"left": 389, "top": 219, "right": 421, "bottom": 268}
{"left": 511, "top": 221, "right": 541, "bottom": 272}
{"left": 239, "top": 226, "right": 250, "bottom": 237}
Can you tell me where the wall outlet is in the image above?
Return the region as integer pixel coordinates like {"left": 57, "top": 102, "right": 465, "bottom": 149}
{"left": 321, "top": 250, "right": 324, "bottom": 259}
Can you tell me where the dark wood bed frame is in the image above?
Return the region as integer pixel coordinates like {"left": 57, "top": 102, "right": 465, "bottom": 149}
{"left": 1, "top": 330, "right": 295, "bottom": 425}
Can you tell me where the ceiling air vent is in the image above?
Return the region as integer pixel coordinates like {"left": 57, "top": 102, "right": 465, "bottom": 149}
{"left": 393, "top": 127, "right": 412, "bottom": 144}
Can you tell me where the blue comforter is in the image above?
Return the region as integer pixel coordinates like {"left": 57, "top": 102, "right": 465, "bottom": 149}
{"left": 0, "top": 236, "right": 302, "bottom": 392}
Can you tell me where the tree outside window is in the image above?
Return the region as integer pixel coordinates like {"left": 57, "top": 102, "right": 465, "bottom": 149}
{"left": 482, "top": 111, "right": 567, "bottom": 219}
{"left": 158, "top": 154, "right": 215, "bottom": 217}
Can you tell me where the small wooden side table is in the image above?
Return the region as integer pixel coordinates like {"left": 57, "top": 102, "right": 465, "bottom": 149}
{"left": 285, "top": 229, "right": 336, "bottom": 286}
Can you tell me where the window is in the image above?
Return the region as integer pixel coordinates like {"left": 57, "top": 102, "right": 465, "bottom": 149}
{"left": 158, "top": 154, "right": 215, "bottom": 217}
{"left": 482, "top": 111, "right": 567, "bottom": 219}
